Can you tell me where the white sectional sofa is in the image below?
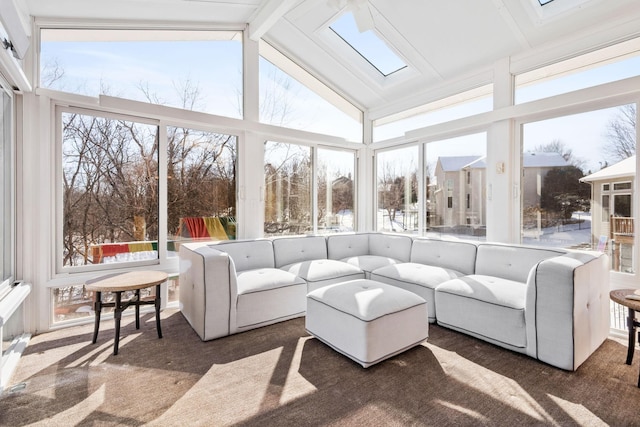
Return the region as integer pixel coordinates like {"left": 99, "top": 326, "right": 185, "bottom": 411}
{"left": 179, "top": 232, "right": 610, "bottom": 371}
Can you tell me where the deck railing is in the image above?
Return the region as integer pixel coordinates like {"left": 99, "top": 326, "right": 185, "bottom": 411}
{"left": 610, "top": 215, "right": 634, "bottom": 272}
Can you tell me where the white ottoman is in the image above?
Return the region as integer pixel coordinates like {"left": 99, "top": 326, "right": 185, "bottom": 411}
{"left": 305, "top": 279, "right": 429, "bottom": 368}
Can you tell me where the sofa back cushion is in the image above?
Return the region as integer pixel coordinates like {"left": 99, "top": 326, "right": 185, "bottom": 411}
{"left": 212, "top": 239, "right": 274, "bottom": 271}
{"left": 368, "top": 233, "right": 413, "bottom": 262}
{"left": 326, "top": 233, "right": 369, "bottom": 260}
{"left": 273, "top": 236, "right": 328, "bottom": 268}
{"left": 410, "top": 238, "right": 477, "bottom": 275}
{"left": 475, "top": 244, "right": 564, "bottom": 283}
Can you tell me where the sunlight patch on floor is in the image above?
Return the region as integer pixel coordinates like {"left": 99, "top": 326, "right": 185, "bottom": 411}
{"left": 430, "top": 345, "right": 556, "bottom": 424}
{"left": 547, "top": 394, "right": 608, "bottom": 427}
{"left": 434, "top": 399, "right": 489, "bottom": 422}
{"left": 26, "top": 384, "right": 106, "bottom": 427}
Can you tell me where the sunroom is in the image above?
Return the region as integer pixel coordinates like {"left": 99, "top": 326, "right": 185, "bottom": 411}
{"left": 1, "top": 0, "right": 640, "bottom": 422}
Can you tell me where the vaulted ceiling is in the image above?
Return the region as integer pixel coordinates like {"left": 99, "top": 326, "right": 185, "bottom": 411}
{"left": 21, "top": 0, "right": 640, "bottom": 119}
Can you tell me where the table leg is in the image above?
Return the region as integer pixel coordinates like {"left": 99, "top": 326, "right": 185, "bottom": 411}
{"left": 91, "top": 291, "right": 102, "bottom": 344}
{"left": 113, "top": 291, "right": 123, "bottom": 356}
{"left": 626, "top": 308, "right": 636, "bottom": 365}
{"left": 135, "top": 289, "right": 141, "bottom": 330}
{"left": 155, "top": 284, "right": 163, "bottom": 339}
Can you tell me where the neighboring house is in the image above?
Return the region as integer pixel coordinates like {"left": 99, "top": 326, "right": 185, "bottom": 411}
{"left": 580, "top": 155, "right": 635, "bottom": 248}
{"left": 433, "top": 152, "right": 569, "bottom": 228}
{"left": 432, "top": 156, "right": 486, "bottom": 228}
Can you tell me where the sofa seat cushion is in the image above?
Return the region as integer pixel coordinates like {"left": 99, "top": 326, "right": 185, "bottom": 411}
{"left": 371, "top": 263, "right": 465, "bottom": 322}
{"left": 235, "top": 268, "right": 307, "bottom": 329}
{"left": 236, "top": 268, "right": 306, "bottom": 294}
{"left": 280, "top": 259, "right": 364, "bottom": 292}
{"left": 340, "top": 255, "right": 400, "bottom": 276}
{"left": 435, "top": 275, "right": 527, "bottom": 348}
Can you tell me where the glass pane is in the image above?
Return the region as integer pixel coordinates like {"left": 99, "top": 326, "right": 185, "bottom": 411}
{"left": 0, "top": 89, "right": 11, "bottom": 286}
{"left": 614, "top": 194, "right": 632, "bottom": 217}
{"left": 610, "top": 194, "right": 634, "bottom": 274}
{"left": 41, "top": 29, "right": 243, "bottom": 119}
{"left": 425, "top": 133, "right": 487, "bottom": 238}
{"left": 53, "top": 285, "right": 94, "bottom": 322}
{"left": 601, "top": 195, "right": 610, "bottom": 218}
{"left": 62, "top": 112, "right": 159, "bottom": 267}
{"left": 614, "top": 182, "right": 632, "bottom": 191}
{"left": 330, "top": 12, "right": 406, "bottom": 76}
{"left": 516, "top": 37, "right": 640, "bottom": 104}
{"left": 53, "top": 276, "right": 179, "bottom": 323}
{"left": 317, "top": 149, "right": 355, "bottom": 233}
{"left": 167, "top": 126, "right": 237, "bottom": 255}
{"left": 259, "top": 54, "right": 362, "bottom": 142}
{"left": 373, "top": 86, "right": 492, "bottom": 142}
{"left": 264, "top": 141, "right": 312, "bottom": 236}
{"left": 376, "top": 146, "right": 419, "bottom": 233}
{"left": 522, "top": 104, "right": 636, "bottom": 274}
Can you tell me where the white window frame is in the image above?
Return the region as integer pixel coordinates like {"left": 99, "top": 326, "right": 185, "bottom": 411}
{"left": 55, "top": 106, "right": 162, "bottom": 274}
{"left": 0, "top": 77, "right": 14, "bottom": 295}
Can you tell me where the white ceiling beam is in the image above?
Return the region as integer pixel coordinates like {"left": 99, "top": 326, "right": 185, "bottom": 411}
{"left": 248, "top": 0, "right": 300, "bottom": 41}
{"left": 491, "top": 0, "right": 531, "bottom": 50}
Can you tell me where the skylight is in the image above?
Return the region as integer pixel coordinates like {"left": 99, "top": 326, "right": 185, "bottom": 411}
{"left": 329, "top": 12, "right": 406, "bottom": 77}
{"left": 538, "top": 0, "right": 555, "bottom": 5}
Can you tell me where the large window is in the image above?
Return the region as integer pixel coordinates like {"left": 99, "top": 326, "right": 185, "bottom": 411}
{"left": 0, "top": 84, "right": 13, "bottom": 294}
{"left": 373, "top": 86, "right": 492, "bottom": 142}
{"left": 425, "top": 133, "right": 487, "bottom": 238}
{"left": 317, "top": 148, "right": 355, "bottom": 233}
{"left": 61, "top": 111, "right": 159, "bottom": 268}
{"left": 259, "top": 42, "right": 362, "bottom": 142}
{"left": 516, "top": 37, "right": 640, "bottom": 104}
{"left": 521, "top": 105, "right": 636, "bottom": 274}
{"left": 264, "top": 141, "right": 312, "bottom": 236}
{"left": 40, "top": 29, "right": 243, "bottom": 119}
{"left": 56, "top": 112, "right": 237, "bottom": 321}
{"left": 167, "top": 126, "right": 237, "bottom": 253}
{"left": 376, "top": 146, "right": 419, "bottom": 233}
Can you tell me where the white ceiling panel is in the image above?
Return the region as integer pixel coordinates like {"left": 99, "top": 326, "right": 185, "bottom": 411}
{"left": 374, "top": 0, "right": 523, "bottom": 77}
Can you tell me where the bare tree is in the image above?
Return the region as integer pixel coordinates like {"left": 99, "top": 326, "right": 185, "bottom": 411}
{"left": 62, "top": 78, "right": 237, "bottom": 266}
{"left": 62, "top": 112, "right": 159, "bottom": 265}
{"left": 603, "top": 104, "right": 636, "bottom": 164}
{"left": 41, "top": 58, "right": 65, "bottom": 88}
{"left": 377, "top": 163, "right": 404, "bottom": 228}
{"left": 263, "top": 142, "right": 311, "bottom": 234}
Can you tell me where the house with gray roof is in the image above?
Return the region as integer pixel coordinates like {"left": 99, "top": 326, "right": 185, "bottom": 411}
{"left": 432, "top": 152, "right": 570, "bottom": 230}
{"left": 580, "top": 156, "right": 635, "bottom": 271}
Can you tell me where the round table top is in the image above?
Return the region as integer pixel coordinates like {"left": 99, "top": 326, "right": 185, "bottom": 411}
{"left": 85, "top": 271, "right": 169, "bottom": 292}
{"left": 610, "top": 289, "right": 640, "bottom": 311}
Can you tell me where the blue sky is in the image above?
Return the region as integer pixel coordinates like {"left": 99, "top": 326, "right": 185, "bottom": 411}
{"left": 41, "top": 38, "right": 244, "bottom": 118}
{"left": 329, "top": 12, "right": 406, "bottom": 76}
{"left": 41, "top": 33, "right": 362, "bottom": 141}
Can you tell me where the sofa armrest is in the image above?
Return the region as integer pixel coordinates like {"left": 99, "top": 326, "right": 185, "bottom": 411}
{"left": 179, "top": 243, "right": 238, "bottom": 341}
{"left": 525, "top": 251, "right": 609, "bottom": 370}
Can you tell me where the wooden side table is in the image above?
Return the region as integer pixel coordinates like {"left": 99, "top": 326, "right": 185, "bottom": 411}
{"left": 85, "top": 271, "right": 168, "bottom": 355}
{"left": 609, "top": 289, "right": 640, "bottom": 387}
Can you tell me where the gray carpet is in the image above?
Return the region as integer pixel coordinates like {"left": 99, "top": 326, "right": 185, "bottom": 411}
{"left": 1, "top": 308, "right": 638, "bottom": 426}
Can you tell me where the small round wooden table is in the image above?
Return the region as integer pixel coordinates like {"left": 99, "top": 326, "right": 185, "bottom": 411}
{"left": 610, "top": 288, "right": 640, "bottom": 387}
{"left": 85, "top": 271, "right": 168, "bottom": 355}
